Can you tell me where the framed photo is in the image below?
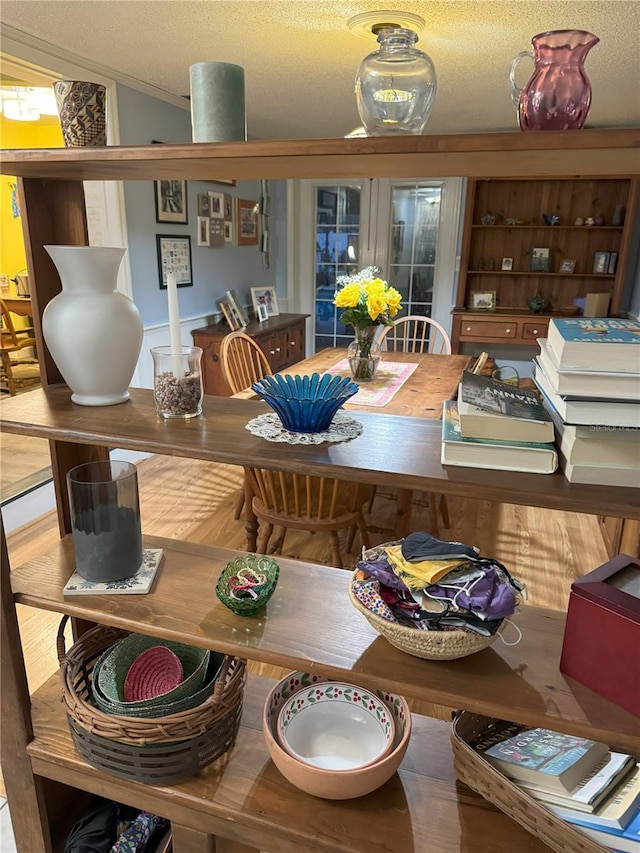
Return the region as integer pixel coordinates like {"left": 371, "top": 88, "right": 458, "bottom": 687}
{"left": 208, "top": 191, "right": 224, "bottom": 219}
{"left": 592, "top": 251, "right": 610, "bottom": 274}
{"left": 560, "top": 259, "right": 577, "bottom": 274}
{"left": 219, "top": 299, "right": 241, "bottom": 331}
{"left": 607, "top": 252, "right": 618, "bottom": 275}
{"left": 226, "top": 289, "right": 250, "bottom": 327}
{"left": 197, "top": 193, "right": 211, "bottom": 217}
{"left": 197, "top": 216, "right": 210, "bottom": 247}
{"left": 251, "top": 286, "right": 279, "bottom": 317}
{"left": 223, "top": 193, "right": 233, "bottom": 220}
{"left": 501, "top": 257, "right": 513, "bottom": 271}
{"left": 154, "top": 180, "right": 188, "bottom": 224}
{"left": 156, "top": 235, "right": 192, "bottom": 288}
{"left": 470, "top": 290, "right": 496, "bottom": 311}
{"left": 256, "top": 303, "right": 269, "bottom": 323}
{"left": 530, "top": 247, "right": 551, "bottom": 272}
{"left": 236, "top": 198, "right": 259, "bottom": 246}
{"left": 207, "top": 178, "right": 236, "bottom": 187}
{"left": 223, "top": 221, "right": 233, "bottom": 243}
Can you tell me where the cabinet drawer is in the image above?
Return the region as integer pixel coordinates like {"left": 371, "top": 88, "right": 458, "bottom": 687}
{"left": 285, "top": 321, "right": 305, "bottom": 365}
{"left": 522, "top": 320, "right": 549, "bottom": 341}
{"left": 460, "top": 319, "right": 518, "bottom": 340}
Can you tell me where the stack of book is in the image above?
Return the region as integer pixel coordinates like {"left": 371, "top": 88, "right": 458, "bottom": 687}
{"left": 532, "top": 318, "right": 640, "bottom": 486}
{"left": 441, "top": 371, "right": 558, "bottom": 474}
{"left": 473, "top": 721, "right": 640, "bottom": 852}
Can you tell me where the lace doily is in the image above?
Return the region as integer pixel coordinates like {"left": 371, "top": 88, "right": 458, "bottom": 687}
{"left": 245, "top": 412, "right": 363, "bottom": 444}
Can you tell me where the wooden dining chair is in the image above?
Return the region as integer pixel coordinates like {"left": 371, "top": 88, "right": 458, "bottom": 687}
{"left": 378, "top": 315, "right": 452, "bottom": 355}
{"left": 219, "top": 331, "right": 273, "bottom": 520}
{"left": 0, "top": 298, "right": 41, "bottom": 396}
{"left": 246, "top": 467, "right": 370, "bottom": 568}
{"left": 375, "top": 315, "right": 453, "bottom": 533}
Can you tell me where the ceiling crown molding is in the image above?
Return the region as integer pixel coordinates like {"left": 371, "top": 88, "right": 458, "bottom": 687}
{"left": 1, "top": 25, "right": 189, "bottom": 111}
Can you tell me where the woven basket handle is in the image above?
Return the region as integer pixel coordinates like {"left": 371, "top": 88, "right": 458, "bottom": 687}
{"left": 56, "top": 615, "right": 71, "bottom": 664}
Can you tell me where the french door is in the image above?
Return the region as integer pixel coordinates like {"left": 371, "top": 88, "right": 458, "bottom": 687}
{"left": 288, "top": 177, "right": 464, "bottom": 354}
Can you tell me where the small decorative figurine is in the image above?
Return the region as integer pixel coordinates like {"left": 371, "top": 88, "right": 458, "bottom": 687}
{"left": 593, "top": 213, "right": 605, "bottom": 226}
{"left": 481, "top": 212, "right": 499, "bottom": 225}
{"left": 585, "top": 217, "right": 595, "bottom": 226}
{"left": 527, "top": 293, "right": 549, "bottom": 314}
{"left": 505, "top": 217, "right": 524, "bottom": 225}
{"left": 542, "top": 213, "right": 560, "bottom": 226}
{"left": 574, "top": 217, "right": 585, "bottom": 226}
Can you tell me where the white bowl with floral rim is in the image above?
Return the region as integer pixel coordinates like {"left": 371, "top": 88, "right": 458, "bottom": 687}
{"left": 276, "top": 680, "right": 395, "bottom": 771}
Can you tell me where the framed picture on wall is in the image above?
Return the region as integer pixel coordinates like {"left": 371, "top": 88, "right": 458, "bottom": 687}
{"left": 156, "top": 235, "right": 192, "bottom": 288}
{"left": 155, "top": 180, "right": 188, "bottom": 224}
{"left": 197, "top": 216, "right": 210, "bottom": 247}
{"left": 236, "top": 198, "right": 259, "bottom": 246}
{"left": 208, "top": 191, "right": 225, "bottom": 219}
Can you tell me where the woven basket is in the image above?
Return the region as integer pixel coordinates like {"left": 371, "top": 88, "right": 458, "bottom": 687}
{"left": 57, "top": 617, "right": 246, "bottom": 785}
{"left": 91, "top": 632, "right": 213, "bottom": 715}
{"left": 451, "top": 711, "right": 607, "bottom": 853}
{"left": 348, "top": 570, "right": 499, "bottom": 660}
{"left": 216, "top": 554, "right": 280, "bottom": 616}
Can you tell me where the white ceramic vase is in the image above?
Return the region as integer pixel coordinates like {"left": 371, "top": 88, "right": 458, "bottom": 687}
{"left": 43, "top": 246, "right": 143, "bottom": 406}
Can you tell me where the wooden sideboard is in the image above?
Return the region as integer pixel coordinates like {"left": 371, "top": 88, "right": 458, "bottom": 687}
{"left": 191, "top": 313, "right": 308, "bottom": 395}
{"left": 1, "top": 130, "right": 639, "bottom": 853}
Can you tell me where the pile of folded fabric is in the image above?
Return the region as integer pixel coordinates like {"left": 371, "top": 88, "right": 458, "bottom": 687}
{"left": 352, "top": 532, "right": 526, "bottom": 637}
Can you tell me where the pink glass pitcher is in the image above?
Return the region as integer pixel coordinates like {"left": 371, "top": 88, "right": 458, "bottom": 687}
{"left": 509, "top": 29, "right": 599, "bottom": 131}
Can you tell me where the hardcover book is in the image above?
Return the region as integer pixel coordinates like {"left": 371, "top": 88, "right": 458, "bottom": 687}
{"left": 534, "top": 363, "right": 640, "bottom": 428}
{"left": 441, "top": 401, "right": 558, "bottom": 474}
{"left": 457, "top": 384, "right": 554, "bottom": 444}
{"left": 460, "top": 370, "right": 551, "bottom": 421}
{"left": 517, "top": 752, "right": 636, "bottom": 813}
{"left": 537, "top": 339, "right": 640, "bottom": 401}
{"left": 63, "top": 548, "right": 164, "bottom": 595}
{"left": 547, "top": 764, "right": 640, "bottom": 831}
{"left": 545, "top": 399, "right": 640, "bottom": 468}
{"left": 480, "top": 726, "right": 609, "bottom": 792}
{"left": 546, "top": 318, "right": 640, "bottom": 373}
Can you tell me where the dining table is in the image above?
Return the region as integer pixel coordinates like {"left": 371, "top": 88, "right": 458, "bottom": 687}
{"left": 236, "top": 346, "right": 473, "bottom": 547}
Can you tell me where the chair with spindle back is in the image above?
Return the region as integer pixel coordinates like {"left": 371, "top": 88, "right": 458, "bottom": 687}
{"left": 0, "top": 298, "right": 40, "bottom": 395}
{"left": 378, "top": 314, "right": 452, "bottom": 355}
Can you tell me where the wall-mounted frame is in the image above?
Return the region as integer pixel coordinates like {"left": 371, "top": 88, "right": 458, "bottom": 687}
{"left": 223, "top": 221, "right": 233, "bottom": 243}
{"left": 197, "top": 216, "right": 210, "bottom": 247}
{"left": 197, "top": 193, "right": 211, "bottom": 217}
{"left": 236, "top": 198, "right": 259, "bottom": 246}
{"left": 156, "top": 234, "right": 192, "bottom": 289}
{"left": 223, "top": 193, "right": 233, "bottom": 220}
{"left": 209, "top": 191, "right": 225, "bottom": 219}
{"left": 251, "top": 286, "right": 279, "bottom": 317}
{"left": 470, "top": 290, "right": 496, "bottom": 311}
{"left": 155, "top": 179, "right": 188, "bottom": 224}
{"left": 207, "top": 178, "right": 236, "bottom": 187}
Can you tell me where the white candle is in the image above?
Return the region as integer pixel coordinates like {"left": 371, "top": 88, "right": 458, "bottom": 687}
{"left": 166, "top": 272, "right": 184, "bottom": 376}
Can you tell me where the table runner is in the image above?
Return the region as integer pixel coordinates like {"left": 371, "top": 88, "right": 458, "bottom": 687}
{"left": 325, "top": 359, "right": 419, "bottom": 407}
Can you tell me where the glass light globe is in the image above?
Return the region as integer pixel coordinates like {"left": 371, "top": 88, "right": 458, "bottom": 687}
{"left": 355, "top": 28, "right": 437, "bottom": 136}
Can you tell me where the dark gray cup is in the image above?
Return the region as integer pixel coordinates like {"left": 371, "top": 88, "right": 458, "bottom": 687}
{"left": 67, "top": 459, "right": 143, "bottom": 582}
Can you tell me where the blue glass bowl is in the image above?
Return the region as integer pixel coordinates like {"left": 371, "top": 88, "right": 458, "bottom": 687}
{"left": 251, "top": 373, "right": 359, "bottom": 433}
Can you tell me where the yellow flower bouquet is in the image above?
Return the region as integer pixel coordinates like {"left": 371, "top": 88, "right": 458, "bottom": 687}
{"left": 333, "top": 267, "right": 402, "bottom": 380}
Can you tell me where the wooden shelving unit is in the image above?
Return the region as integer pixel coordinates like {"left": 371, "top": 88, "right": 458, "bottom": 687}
{"left": 452, "top": 175, "right": 639, "bottom": 350}
{"left": 2, "top": 129, "right": 639, "bottom": 853}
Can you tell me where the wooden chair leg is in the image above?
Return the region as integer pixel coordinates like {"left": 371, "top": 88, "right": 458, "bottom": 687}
{"left": 427, "top": 496, "right": 440, "bottom": 537}
{"left": 256, "top": 522, "right": 273, "bottom": 554}
{"left": 329, "top": 531, "right": 343, "bottom": 568}
{"left": 366, "top": 485, "right": 378, "bottom": 515}
{"left": 345, "top": 523, "right": 357, "bottom": 554}
{"left": 439, "top": 494, "right": 450, "bottom": 529}
{"left": 269, "top": 526, "right": 287, "bottom": 555}
{"left": 356, "top": 512, "right": 370, "bottom": 551}
{"left": 233, "top": 489, "right": 245, "bottom": 520}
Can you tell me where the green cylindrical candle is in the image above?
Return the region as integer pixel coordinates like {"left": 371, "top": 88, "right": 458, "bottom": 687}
{"left": 189, "top": 61, "right": 246, "bottom": 143}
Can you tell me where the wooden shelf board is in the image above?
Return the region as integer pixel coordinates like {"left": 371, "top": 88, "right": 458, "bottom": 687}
{"left": 12, "top": 534, "right": 640, "bottom": 751}
{"left": 1, "top": 388, "right": 637, "bottom": 520}
{"left": 27, "top": 671, "right": 556, "bottom": 852}
{"left": 471, "top": 225, "right": 624, "bottom": 231}
{"left": 1, "top": 129, "right": 639, "bottom": 180}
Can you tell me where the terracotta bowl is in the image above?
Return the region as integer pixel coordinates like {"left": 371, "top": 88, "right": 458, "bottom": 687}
{"left": 262, "top": 671, "right": 412, "bottom": 800}
{"left": 276, "top": 680, "right": 395, "bottom": 771}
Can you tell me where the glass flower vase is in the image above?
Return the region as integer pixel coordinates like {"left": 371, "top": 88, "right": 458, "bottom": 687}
{"left": 348, "top": 327, "right": 381, "bottom": 381}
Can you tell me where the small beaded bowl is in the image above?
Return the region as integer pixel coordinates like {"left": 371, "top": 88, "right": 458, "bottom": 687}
{"left": 216, "top": 554, "right": 280, "bottom": 616}
{"left": 251, "top": 373, "right": 358, "bottom": 433}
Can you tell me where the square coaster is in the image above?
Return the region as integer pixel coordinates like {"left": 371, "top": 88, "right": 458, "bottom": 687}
{"left": 63, "top": 548, "right": 164, "bottom": 595}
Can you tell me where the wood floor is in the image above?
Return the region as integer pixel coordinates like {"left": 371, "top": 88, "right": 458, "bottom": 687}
{"left": 3, "top": 452, "right": 610, "bottom": 797}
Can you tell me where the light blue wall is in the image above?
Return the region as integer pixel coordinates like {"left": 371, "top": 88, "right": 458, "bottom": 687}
{"left": 115, "top": 84, "right": 284, "bottom": 326}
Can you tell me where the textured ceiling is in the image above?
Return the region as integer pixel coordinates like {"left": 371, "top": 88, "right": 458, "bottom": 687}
{"left": 2, "top": 1, "right": 639, "bottom": 140}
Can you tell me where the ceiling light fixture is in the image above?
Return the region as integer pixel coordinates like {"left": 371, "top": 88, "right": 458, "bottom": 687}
{"left": 0, "top": 86, "right": 59, "bottom": 122}
{"left": 353, "top": 26, "right": 437, "bottom": 136}
{"left": 347, "top": 10, "right": 426, "bottom": 40}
